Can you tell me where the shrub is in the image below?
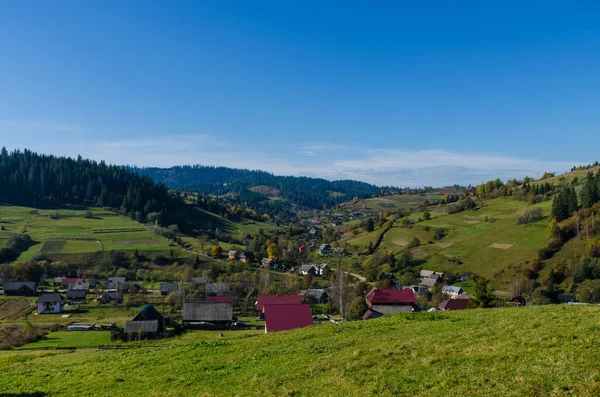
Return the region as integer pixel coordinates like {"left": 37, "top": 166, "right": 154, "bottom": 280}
{"left": 515, "top": 208, "right": 544, "bottom": 225}
{"left": 434, "top": 228, "right": 446, "bottom": 240}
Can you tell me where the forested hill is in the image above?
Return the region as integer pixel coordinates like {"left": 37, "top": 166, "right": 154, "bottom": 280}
{"left": 134, "top": 165, "right": 386, "bottom": 209}
{"left": 0, "top": 149, "right": 223, "bottom": 235}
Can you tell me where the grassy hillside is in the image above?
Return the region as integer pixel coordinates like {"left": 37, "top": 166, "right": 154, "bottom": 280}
{"left": 1, "top": 305, "right": 600, "bottom": 396}
{"left": 339, "top": 196, "right": 559, "bottom": 290}
{"left": 0, "top": 204, "right": 277, "bottom": 263}
{"left": 342, "top": 193, "right": 442, "bottom": 213}
{"left": 0, "top": 205, "right": 173, "bottom": 262}
{"left": 387, "top": 199, "right": 551, "bottom": 284}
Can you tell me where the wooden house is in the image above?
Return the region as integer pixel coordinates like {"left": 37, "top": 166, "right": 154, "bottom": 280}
{"left": 302, "top": 289, "right": 329, "bottom": 304}
{"left": 66, "top": 290, "right": 87, "bottom": 301}
{"left": 100, "top": 290, "right": 123, "bottom": 303}
{"left": 2, "top": 282, "right": 36, "bottom": 296}
{"left": 124, "top": 320, "right": 160, "bottom": 340}
{"left": 298, "top": 264, "right": 317, "bottom": 276}
{"left": 159, "top": 283, "right": 179, "bottom": 296}
{"left": 182, "top": 301, "right": 233, "bottom": 328}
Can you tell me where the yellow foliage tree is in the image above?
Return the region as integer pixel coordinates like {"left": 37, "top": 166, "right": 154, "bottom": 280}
{"left": 267, "top": 243, "right": 279, "bottom": 260}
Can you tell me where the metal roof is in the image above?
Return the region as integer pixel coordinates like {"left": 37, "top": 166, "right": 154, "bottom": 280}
{"left": 182, "top": 302, "right": 233, "bottom": 322}
{"left": 36, "top": 292, "right": 63, "bottom": 303}
{"left": 366, "top": 287, "right": 416, "bottom": 304}
{"left": 256, "top": 294, "right": 302, "bottom": 311}
{"left": 3, "top": 282, "right": 36, "bottom": 291}
{"left": 264, "top": 304, "right": 313, "bottom": 333}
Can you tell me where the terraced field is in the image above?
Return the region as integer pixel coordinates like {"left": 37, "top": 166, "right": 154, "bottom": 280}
{"left": 0, "top": 205, "right": 173, "bottom": 262}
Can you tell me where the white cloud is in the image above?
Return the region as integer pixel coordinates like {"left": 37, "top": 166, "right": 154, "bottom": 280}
{"left": 6, "top": 134, "right": 578, "bottom": 187}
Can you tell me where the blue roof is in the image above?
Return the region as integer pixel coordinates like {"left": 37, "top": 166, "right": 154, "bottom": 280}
{"left": 442, "top": 285, "right": 463, "bottom": 293}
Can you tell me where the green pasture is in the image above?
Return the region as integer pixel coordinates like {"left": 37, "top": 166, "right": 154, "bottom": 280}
{"left": 1, "top": 305, "right": 600, "bottom": 396}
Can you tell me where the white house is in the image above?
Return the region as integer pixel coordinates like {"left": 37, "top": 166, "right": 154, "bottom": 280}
{"left": 36, "top": 292, "right": 64, "bottom": 314}
{"left": 442, "top": 285, "right": 466, "bottom": 298}
{"left": 316, "top": 264, "right": 330, "bottom": 276}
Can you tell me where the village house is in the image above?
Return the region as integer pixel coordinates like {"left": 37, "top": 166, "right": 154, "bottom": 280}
{"left": 2, "top": 281, "right": 37, "bottom": 296}
{"left": 316, "top": 264, "right": 330, "bottom": 276}
{"left": 66, "top": 289, "right": 87, "bottom": 301}
{"left": 160, "top": 283, "right": 179, "bottom": 296}
{"left": 558, "top": 294, "right": 576, "bottom": 303}
{"left": 442, "top": 285, "right": 467, "bottom": 298}
{"left": 182, "top": 301, "right": 233, "bottom": 328}
{"left": 439, "top": 298, "right": 470, "bottom": 311}
{"left": 420, "top": 270, "right": 443, "bottom": 281}
{"left": 125, "top": 304, "right": 166, "bottom": 339}
{"left": 508, "top": 296, "right": 527, "bottom": 307}
{"left": 332, "top": 247, "right": 345, "bottom": 255}
{"left": 124, "top": 320, "right": 160, "bottom": 340}
{"left": 205, "top": 283, "right": 231, "bottom": 297}
{"left": 419, "top": 277, "right": 438, "bottom": 289}
{"left": 302, "top": 289, "right": 329, "bottom": 304}
{"left": 264, "top": 303, "right": 313, "bottom": 333}
{"left": 261, "top": 258, "right": 274, "bottom": 268}
{"left": 256, "top": 294, "right": 302, "bottom": 314}
{"left": 191, "top": 277, "right": 208, "bottom": 285}
{"left": 298, "top": 264, "right": 317, "bottom": 276}
{"left": 54, "top": 277, "right": 84, "bottom": 287}
{"left": 68, "top": 282, "right": 90, "bottom": 291}
{"left": 105, "top": 277, "right": 129, "bottom": 293}
{"left": 411, "top": 285, "right": 432, "bottom": 297}
{"left": 228, "top": 250, "right": 237, "bottom": 260}
{"left": 363, "top": 287, "right": 416, "bottom": 320}
{"left": 36, "top": 292, "right": 64, "bottom": 314}
{"left": 100, "top": 290, "right": 123, "bottom": 303}
{"left": 318, "top": 243, "right": 330, "bottom": 255}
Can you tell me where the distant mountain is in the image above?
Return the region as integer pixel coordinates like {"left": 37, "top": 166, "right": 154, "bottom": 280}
{"left": 134, "top": 165, "right": 388, "bottom": 210}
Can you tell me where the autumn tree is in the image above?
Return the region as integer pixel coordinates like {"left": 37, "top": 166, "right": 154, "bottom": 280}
{"left": 211, "top": 245, "right": 223, "bottom": 258}
{"left": 267, "top": 243, "right": 279, "bottom": 260}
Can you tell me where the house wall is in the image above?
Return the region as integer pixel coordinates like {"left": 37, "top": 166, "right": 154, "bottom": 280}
{"left": 37, "top": 302, "right": 63, "bottom": 314}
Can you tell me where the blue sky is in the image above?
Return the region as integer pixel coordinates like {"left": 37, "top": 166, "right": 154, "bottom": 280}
{"left": 1, "top": 1, "right": 599, "bottom": 187}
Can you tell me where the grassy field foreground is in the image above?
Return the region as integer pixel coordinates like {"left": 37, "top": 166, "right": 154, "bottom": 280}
{"left": 2, "top": 305, "right": 600, "bottom": 396}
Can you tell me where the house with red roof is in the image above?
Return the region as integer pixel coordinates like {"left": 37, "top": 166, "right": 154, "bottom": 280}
{"left": 438, "top": 298, "right": 469, "bottom": 311}
{"left": 363, "top": 287, "right": 415, "bottom": 320}
{"left": 256, "top": 294, "right": 301, "bottom": 312}
{"left": 206, "top": 295, "right": 233, "bottom": 303}
{"left": 264, "top": 304, "right": 313, "bottom": 333}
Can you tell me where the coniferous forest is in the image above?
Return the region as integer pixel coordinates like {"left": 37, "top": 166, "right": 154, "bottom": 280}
{"left": 0, "top": 148, "right": 220, "bottom": 234}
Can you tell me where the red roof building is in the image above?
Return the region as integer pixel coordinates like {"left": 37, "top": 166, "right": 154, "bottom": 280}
{"left": 439, "top": 298, "right": 469, "bottom": 311}
{"left": 61, "top": 278, "right": 83, "bottom": 286}
{"left": 264, "top": 304, "right": 313, "bottom": 333}
{"left": 365, "top": 287, "right": 416, "bottom": 306}
{"left": 206, "top": 296, "right": 233, "bottom": 303}
{"left": 256, "top": 294, "right": 301, "bottom": 312}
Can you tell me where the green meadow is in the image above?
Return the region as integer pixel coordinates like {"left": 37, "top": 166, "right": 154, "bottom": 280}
{"left": 1, "top": 305, "right": 599, "bottom": 396}
{"left": 0, "top": 205, "right": 175, "bottom": 262}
